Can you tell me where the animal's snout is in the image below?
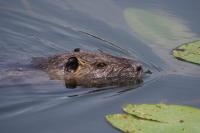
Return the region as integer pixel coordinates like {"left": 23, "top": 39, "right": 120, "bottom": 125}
{"left": 136, "top": 65, "right": 142, "bottom": 72}
{"left": 134, "top": 64, "right": 143, "bottom": 77}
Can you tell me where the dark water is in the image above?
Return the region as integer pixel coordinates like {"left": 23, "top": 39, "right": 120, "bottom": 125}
{"left": 0, "top": 0, "right": 200, "bottom": 133}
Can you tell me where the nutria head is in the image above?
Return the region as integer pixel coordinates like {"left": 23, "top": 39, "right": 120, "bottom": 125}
{"left": 63, "top": 49, "right": 143, "bottom": 88}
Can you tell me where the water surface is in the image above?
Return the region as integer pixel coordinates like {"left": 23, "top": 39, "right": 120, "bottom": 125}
{"left": 0, "top": 0, "right": 200, "bottom": 133}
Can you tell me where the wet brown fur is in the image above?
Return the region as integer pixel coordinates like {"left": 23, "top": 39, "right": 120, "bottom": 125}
{"left": 35, "top": 49, "right": 143, "bottom": 87}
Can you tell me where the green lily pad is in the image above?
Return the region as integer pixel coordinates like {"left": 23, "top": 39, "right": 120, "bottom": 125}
{"left": 106, "top": 104, "right": 200, "bottom": 133}
{"left": 106, "top": 114, "right": 196, "bottom": 133}
{"left": 172, "top": 40, "right": 200, "bottom": 65}
{"left": 123, "top": 104, "right": 200, "bottom": 123}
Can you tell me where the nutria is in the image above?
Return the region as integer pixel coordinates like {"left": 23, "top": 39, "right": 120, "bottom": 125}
{"left": 34, "top": 48, "right": 143, "bottom": 88}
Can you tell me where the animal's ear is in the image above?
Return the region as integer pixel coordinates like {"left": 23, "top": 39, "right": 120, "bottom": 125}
{"left": 74, "top": 48, "right": 80, "bottom": 52}
{"left": 65, "top": 57, "right": 79, "bottom": 72}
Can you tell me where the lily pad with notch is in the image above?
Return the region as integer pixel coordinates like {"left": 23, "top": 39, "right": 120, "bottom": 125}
{"left": 172, "top": 40, "right": 200, "bottom": 65}
{"left": 106, "top": 104, "right": 200, "bottom": 133}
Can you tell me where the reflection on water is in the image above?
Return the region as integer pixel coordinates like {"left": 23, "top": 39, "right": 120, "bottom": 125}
{"left": 0, "top": 0, "right": 200, "bottom": 133}
{"left": 124, "top": 8, "right": 200, "bottom": 76}
{"left": 124, "top": 8, "right": 196, "bottom": 48}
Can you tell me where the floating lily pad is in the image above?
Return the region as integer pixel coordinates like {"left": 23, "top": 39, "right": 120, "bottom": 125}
{"left": 172, "top": 40, "right": 200, "bottom": 65}
{"left": 106, "top": 104, "right": 200, "bottom": 133}
{"left": 123, "top": 104, "right": 200, "bottom": 123}
{"left": 106, "top": 114, "right": 195, "bottom": 133}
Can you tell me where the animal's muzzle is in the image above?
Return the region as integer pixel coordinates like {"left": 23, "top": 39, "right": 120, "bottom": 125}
{"left": 134, "top": 64, "right": 143, "bottom": 78}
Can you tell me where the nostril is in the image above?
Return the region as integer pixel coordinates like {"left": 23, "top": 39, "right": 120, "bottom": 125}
{"left": 136, "top": 65, "right": 142, "bottom": 72}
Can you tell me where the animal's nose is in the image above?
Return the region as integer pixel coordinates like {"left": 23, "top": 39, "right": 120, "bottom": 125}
{"left": 136, "top": 65, "right": 142, "bottom": 72}
{"left": 135, "top": 64, "right": 143, "bottom": 77}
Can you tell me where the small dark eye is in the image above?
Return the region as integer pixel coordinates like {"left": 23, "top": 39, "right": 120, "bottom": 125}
{"left": 96, "top": 62, "right": 107, "bottom": 68}
{"left": 65, "top": 57, "right": 79, "bottom": 72}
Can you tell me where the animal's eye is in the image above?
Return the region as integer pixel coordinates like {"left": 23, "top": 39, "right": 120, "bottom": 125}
{"left": 65, "top": 57, "right": 79, "bottom": 72}
{"left": 96, "top": 62, "right": 107, "bottom": 68}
